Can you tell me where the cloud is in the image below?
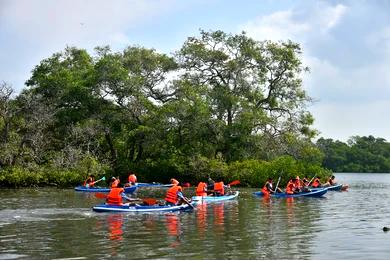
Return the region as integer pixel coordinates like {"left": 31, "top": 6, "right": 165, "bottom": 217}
{"left": 241, "top": 10, "right": 310, "bottom": 43}
{"left": 0, "top": 0, "right": 177, "bottom": 91}
{"left": 240, "top": 1, "right": 390, "bottom": 141}
{"left": 1, "top": 0, "right": 175, "bottom": 49}
{"left": 241, "top": 2, "right": 347, "bottom": 43}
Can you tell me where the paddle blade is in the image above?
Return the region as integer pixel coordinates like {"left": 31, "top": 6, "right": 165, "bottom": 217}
{"left": 143, "top": 198, "right": 157, "bottom": 206}
{"left": 95, "top": 192, "right": 107, "bottom": 199}
{"left": 229, "top": 180, "right": 240, "bottom": 186}
{"left": 101, "top": 176, "right": 106, "bottom": 181}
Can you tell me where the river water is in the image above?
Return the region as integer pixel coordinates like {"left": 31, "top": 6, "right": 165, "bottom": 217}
{"left": 0, "top": 173, "right": 390, "bottom": 259}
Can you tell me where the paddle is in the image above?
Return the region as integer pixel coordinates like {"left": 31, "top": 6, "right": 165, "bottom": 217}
{"left": 95, "top": 192, "right": 108, "bottom": 199}
{"left": 308, "top": 175, "right": 316, "bottom": 186}
{"left": 179, "top": 194, "right": 195, "bottom": 209}
{"left": 86, "top": 176, "right": 106, "bottom": 188}
{"left": 142, "top": 198, "right": 158, "bottom": 205}
{"left": 229, "top": 180, "right": 240, "bottom": 186}
{"left": 274, "top": 176, "right": 281, "bottom": 194}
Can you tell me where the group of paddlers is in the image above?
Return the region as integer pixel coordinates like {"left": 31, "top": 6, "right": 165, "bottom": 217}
{"left": 83, "top": 172, "right": 340, "bottom": 205}
{"left": 261, "top": 175, "right": 339, "bottom": 196}
{"left": 83, "top": 173, "right": 232, "bottom": 206}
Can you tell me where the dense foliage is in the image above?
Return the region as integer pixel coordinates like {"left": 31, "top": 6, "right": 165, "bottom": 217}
{"left": 0, "top": 30, "right": 331, "bottom": 188}
{"left": 317, "top": 136, "right": 390, "bottom": 173}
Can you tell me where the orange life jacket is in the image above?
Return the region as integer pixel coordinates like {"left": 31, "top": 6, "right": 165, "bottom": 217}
{"left": 196, "top": 182, "right": 207, "bottom": 196}
{"left": 214, "top": 182, "right": 225, "bottom": 196}
{"left": 111, "top": 179, "right": 120, "bottom": 188}
{"left": 106, "top": 188, "right": 125, "bottom": 205}
{"left": 311, "top": 178, "right": 320, "bottom": 188}
{"left": 261, "top": 181, "right": 271, "bottom": 196}
{"left": 286, "top": 180, "right": 296, "bottom": 194}
{"left": 294, "top": 178, "right": 302, "bottom": 189}
{"left": 165, "top": 185, "right": 182, "bottom": 204}
{"left": 128, "top": 174, "right": 137, "bottom": 184}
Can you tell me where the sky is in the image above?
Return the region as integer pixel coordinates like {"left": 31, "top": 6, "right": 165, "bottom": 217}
{"left": 1, "top": 0, "right": 390, "bottom": 142}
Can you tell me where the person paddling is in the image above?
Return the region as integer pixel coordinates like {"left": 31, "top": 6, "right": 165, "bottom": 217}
{"left": 324, "top": 175, "right": 336, "bottom": 186}
{"left": 207, "top": 178, "right": 215, "bottom": 192}
{"left": 125, "top": 172, "right": 137, "bottom": 187}
{"left": 106, "top": 183, "right": 133, "bottom": 206}
{"left": 310, "top": 177, "right": 321, "bottom": 188}
{"left": 196, "top": 181, "right": 208, "bottom": 196}
{"left": 165, "top": 179, "right": 191, "bottom": 206}
{"left": 302, "top": 177, "right": 310, "bottom": 187}
{"left": 261, "top": 178, "right": 283, "bottom": 196}
{"left": 214, "top": 181, "right": 227, "bottom": 196}
{"left": 110, "top": 177, "right": 120, "bottom": 188}
{"left": 286, "top": 178, "right": 300, "bottom": 194}
{"left": 294, "top": 176, "right": 303, "bottom": 190}
{"left": 83, "top": 175, "right": 95, "bottom": 187}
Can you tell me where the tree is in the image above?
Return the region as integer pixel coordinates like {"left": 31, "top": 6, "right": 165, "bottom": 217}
{"left": 177, "top": 30, "right": 314, "bottom": 161}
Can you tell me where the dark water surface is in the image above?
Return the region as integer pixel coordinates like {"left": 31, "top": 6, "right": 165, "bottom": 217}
{"left": 1, "top": 173, "right": 390, "bottom": 259}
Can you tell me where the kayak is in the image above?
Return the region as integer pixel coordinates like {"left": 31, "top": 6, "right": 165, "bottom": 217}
{"left": 74, "top": 186, "right": 137, "bottom": 194}
{"left": 310, "top": 184, "right": 344, "bottom": 191}
{"left": 191, "top": 191, "right": 239, "bottom": 202}
{"left": 135, "top": 182, "right": 173, "bottom": 188}
{"left": 253, "top": 188, "right": 328, "bottom": 198}
{"left": 92, "top": 203, "right": 193, "bottom": 213}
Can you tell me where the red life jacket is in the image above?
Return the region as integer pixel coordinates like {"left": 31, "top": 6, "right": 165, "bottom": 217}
{"left": 294, "top": 178, "right": 302, "bottom": 189}
{"left": 311, "top": 178, "right": 321, "bottom": 188}
{"left": 128, "top": 174, "right": 137, "bottom": 184}
{"left": 165, "top": 185, "right": 182, "bottom": 204}
{"left": 286, "top": 180, "right": 296, "bottom": 194}
{"left": 196, "top": 182, "right": 207, "bottom": 196}
{"left": 214, "top": 182, "right": 225, "bottom": 196}
{"left": 106, "top": 188, "right": 125, "bottom": 205}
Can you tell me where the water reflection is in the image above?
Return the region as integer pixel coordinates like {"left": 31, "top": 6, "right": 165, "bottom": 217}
{"left": 213, "top": 203, "right": 225, "bottom": 232}
{"left": 165, "top": 213, "right": 181, "bottom": 248}
{"left": 196, "top": 203, "right": 207, "bottom": 239}
{"left": 286, "top": 197, "right": 295, "bottom": 227}
{"left": 106, "top": 214, "right": 124, "bottom": 257}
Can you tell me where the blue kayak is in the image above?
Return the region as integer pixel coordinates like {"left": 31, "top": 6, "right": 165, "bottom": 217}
{"left": 310, "top": 184, "right": 343, "bottom": 191}
{"left": 135, "top": 182, "right": 173, "bottom": 188}
{"left": 191, "top": 191, "right": 239, "bottom": 202}
{"left": 74, "top": 186, "right": 137, "bottom": 194}
{"left": 92, "top": 203, "right": 193, "bottom": 213}
{"left": 253, "top": 188, "right": 327, "bottom": 198}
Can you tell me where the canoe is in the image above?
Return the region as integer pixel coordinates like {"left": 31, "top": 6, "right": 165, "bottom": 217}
{"left": 74, "top": 186, "right": 137, "bottom": 194}
{"left": 191, "top": 191, "right": 239, "bottom": 202}
{"left": 92, "top": 203, "right": 193, "bottom": 213}
{"left": 253, "top": 188, "right": 327, "bottom": 198}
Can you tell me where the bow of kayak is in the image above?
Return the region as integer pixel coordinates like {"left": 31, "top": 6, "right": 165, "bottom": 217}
{"left": 192, "top": 191, "right": 239, "bottom": 202}
{"left": 74, "top": 186, "right": 137, "bottom": 194}
{"left": 253, "top": 188, "right": 328, "bottom": 198}
{"left": 135, "top": 183, "right": 173, "bottom": 188}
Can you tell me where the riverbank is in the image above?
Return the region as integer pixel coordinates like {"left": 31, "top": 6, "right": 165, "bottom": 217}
{"left": 0, "top": 156, "right": 331, "bottom": 188}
